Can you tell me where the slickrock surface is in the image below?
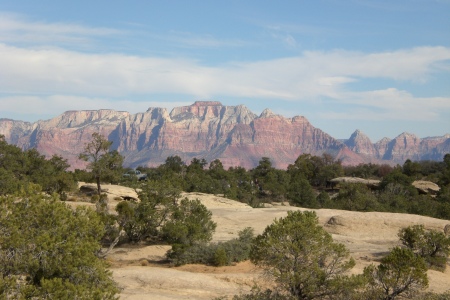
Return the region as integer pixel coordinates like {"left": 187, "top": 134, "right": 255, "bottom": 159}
{"left": 101, "top": 191, "right": 450, "bottom": 299}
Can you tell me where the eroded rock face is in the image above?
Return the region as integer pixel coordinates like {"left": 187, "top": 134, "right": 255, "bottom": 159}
{"left": 346, "top": 130, "right": 450, "bottom": 165}
{"left": 1, "top": 102, "right": 449, "bottom": 170}
{"left": 345, "top": 129, "right": 377, "bottom": 156}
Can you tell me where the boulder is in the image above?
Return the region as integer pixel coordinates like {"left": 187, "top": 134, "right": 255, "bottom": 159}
{"left": 444, "top": 224, "right": 450, "bottom": 236}
{"left": 327, "top": 215, "right": 346, "bottom": 226}
{"left": 412, "top": 180, "right": 440, "bottom": 195}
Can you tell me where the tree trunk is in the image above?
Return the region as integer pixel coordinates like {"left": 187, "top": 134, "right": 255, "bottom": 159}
{"left": 96, "top": 176, "right": 101, "bottom": 195}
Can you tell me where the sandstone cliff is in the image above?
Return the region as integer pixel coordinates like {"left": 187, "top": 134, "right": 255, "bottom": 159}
{"left": 345, "top": 130, "right": 450, "bottom": 164}
{"left": 1, "top": 102, "right": 449, "bottom": 170}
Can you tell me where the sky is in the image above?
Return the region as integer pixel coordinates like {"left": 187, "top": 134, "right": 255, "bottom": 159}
{"left": 0, "top": 0, "right": 449, "bottom": 142}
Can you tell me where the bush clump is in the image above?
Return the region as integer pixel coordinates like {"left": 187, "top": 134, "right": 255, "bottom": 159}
{"left": 167, "top": 227, "right": 254, "bottom": 266}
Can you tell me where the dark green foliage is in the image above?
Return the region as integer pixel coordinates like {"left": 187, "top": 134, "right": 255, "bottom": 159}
{"left": 379, "top": 168, "right": 417, "bottom": 196}
{"left": 73, "top": 168, "right": 93, "bottom": 182}
{"left": 288, "top": 153, "right": 344, "bottom": 188}
{"left": 24, "top": 150, "right": 76, "bottom": 195}
{"left": 132, "top": 153, "right": 450, "bottom": 221}
{"left": 163, "top": 198, "right": 217, "bottom": 263}
{"left": 436, "top": 185, "right": 450, "bottom": 204}
{"left": 312, "top": 153, "right": 344, "bottom": 187}
{"left": 162, "top": 198, "right": 217, "bottom": 246}
{"left": 116, "top": 179, "right": 217, "bottom": 259}
{"left": 287, "top": 154, "right": 316, "bottom": 182}
{"left": 316, "top": 190, "right": 331, "bottom": 207}
{"left": 344, "top": 163, "right": 393, "bottom": 179}
{"left": 213, "top": 247, "right": 228, "bottom": 267}
{"left": 0, "top": 168, "right": 23, "bottom": 195}
{"left": 334, "top": 183, "right": 379, "bottom": 211}
{"left": 403, "top": 159, "right": 423, "bottom": 179}
{"left": 118, "top": 181, "right": 180, "bottom": 243}
{"left": 252, "top": 157, "right": 288, "bottom": 201}
{"left": 133, "top": 153, "right": 450, "bottom": 221}
{"left": 0, "top": 135, "right": 26, "bottom": 179}
{"left": 377, "top": 184, "right": 410, "bottom": 213}
{"left": 0, "top": 136, "right": 75, "bottom": 196}
{"left": 250, "top": 211, "right": 358, "bottom": 300}
{"left": 0, "top": 191, "right": 119, "bottom": 299}
{"left": 287, "top": 177, "right": 317, "bottom": 208}
{"left": 167, "top": 227, "right": 254, "bottom": 266}
{"left": 363, "top": 247, "right": 428, "bottom": 300}
{"left": 228, "top": 166, "right": 258, "bottom": 205}
{"left": 439, "top": 154, "right": 450, "bottom": 187}
{"left": 163, "top": 155, "right": 186, "bottom": 174}
{"left": 398, "top": 225, "right": 450, "bottom": 271}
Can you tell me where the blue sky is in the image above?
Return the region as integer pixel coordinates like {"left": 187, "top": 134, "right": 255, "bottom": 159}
{"left": 0, "top": 0, "right": 449, "bottom": 141}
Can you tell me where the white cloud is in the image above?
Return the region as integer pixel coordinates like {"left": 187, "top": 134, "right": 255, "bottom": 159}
{"left": 0, "top": 39, "right": 449, "bottom": 123}
{"left": 302, "top": 47, "right": 450, "bottom": 81}
{"left": 319, "top": 88, "right": 450, "bottom": 121}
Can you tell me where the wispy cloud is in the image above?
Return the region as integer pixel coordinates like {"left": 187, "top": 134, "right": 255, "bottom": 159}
{"left": 319, "top": 88, "right": 450, "bottom": 121}
{"left": 0, "top": 13, "right": 123, "bottom": 47}
{"left": 0, "top": 12, "right": 251, "bottom": 53}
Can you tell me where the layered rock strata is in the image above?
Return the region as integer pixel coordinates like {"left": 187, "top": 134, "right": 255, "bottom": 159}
{"left": 1, "top": 101, "right": 449, "bottom": 170}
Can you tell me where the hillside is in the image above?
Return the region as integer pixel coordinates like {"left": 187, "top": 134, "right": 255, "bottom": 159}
{"left": 76, "top": 184, "right": 450, "bottom": 299}
{"left": 1, "top": 101, "right": 449, "bottom": 169}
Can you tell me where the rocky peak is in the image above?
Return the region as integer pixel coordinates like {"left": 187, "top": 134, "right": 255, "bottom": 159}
{"left": 144, "top": 107, "right": 171, "bottom": 121}
{"left": 347, "top": 130, "right": 372, "bottom": 144}
{"left": 374, "top": 137, "right": 393, "bottom": 159}
{"left": 170, "top": 101, "right": 224, "bottom": 120}
{"left": 219, "top": 105, "right": 256, "bottom": 125}
{"left": 379, "top": 132, "right": 421, "bottom": 161}
{"left": 376, "top": 137, "right": 392, "bottom": 144}
{"left": 259, "top": 108, "right": 275, "bottom": 118}
{"left": 41, "top": 109, "right": 129, "bottom": 129}
{"left": 192, "top": 101, "right": 222, "bottom": 106}
{"left": 394, "top": 132, "right": 420, "bottom": 147}
{"left": 345, "top": 129, "right": 376, "bottom": 156}
{"left": 0, "top": 119, "right": 32, "bottom": 144}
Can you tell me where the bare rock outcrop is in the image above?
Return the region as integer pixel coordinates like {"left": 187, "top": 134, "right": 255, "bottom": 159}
{"left": 329, "top": 177, "right": 381, "bottom": 189}
{"left": 345, "top": 129, "right": 377, "bottom": 156}
{"left": 412, "top": 180, "right": 441, "bottom": 195}
{"left": 444, "top": 224, "right": 450, "bottom": 236}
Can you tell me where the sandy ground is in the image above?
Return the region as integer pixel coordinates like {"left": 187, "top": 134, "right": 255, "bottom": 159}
{"left": 73, "top": 185, "right": 450, "bottom": 299}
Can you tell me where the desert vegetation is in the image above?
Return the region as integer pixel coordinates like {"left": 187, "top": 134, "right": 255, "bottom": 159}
{"left": 227, "top": 211, "right": 450, "bottom": 300}
{"left": 125, "top": 152, "right": 450, "bottom": 221}
{"left": 1, "top": 133, "right": 450, "bottom": 299}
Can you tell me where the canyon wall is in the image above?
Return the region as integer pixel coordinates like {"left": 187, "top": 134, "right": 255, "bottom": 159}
{"left": 1, "top": 101, "right": 449, "bottom": 169}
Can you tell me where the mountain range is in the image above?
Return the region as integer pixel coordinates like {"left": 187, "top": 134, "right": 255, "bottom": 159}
{"left": 1, "top": 101, "right": 449, "bottom": 170}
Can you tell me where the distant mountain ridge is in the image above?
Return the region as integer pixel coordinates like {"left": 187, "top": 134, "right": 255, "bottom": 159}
{"left": 1, "top": 101, "right": 449, "bottom": 170}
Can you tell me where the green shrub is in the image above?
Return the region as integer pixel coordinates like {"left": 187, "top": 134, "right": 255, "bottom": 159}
{"left": 0, "top": 193, "right": 119, "bottom": 298}
{"left": 398, "top": 225, "right": 450, "bottom": 271}
{"left": 214, "top": 247, "right": 228, "bottom": 267}
{"left": 167, "top": 227, "right": 254, "bottom": 266}
{"left": 363, "top": 247, "right": 428, "bottom": 300}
